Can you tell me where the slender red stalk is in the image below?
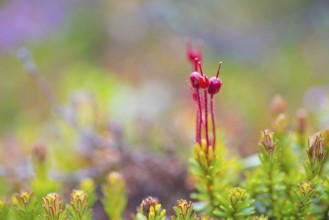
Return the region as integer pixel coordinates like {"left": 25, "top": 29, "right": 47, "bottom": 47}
{"left": 210, "top": 94, "right": 216, "bottom": 148}
{"left": 204, "top": 90, "right": 209, "bottom": 148}
{"left": 196, "top": 89, "right": 202, "bottom": 144}
{"left": 216, "top": 62, "right": 222, "bottom": 78}
{"left": 192, "top": 58, "right": 201, "bottom": 143}
{"left": 198, "top": 62, "right": 204, "bottom": 76}
{"left": 210, "top": 62, "right": 221, "bottom": 148}
{"left": 198, "top": 62, "right": 210, "bottom": 148}
{"left": 194, "top": 58, "right": 198, "bottom": 72}
{"left": 196, "top": 107, "right": 199, "bottom": 143}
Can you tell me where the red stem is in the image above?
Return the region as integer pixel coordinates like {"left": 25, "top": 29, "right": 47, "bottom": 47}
{"left": 196, "top": 106, "right": 199, "bottom": 143}
{"left": 185, "top": 39, "right": 192, "bottom": 51}
{"left": 210, "top": 94, "right": 216, "bottom": 149}
{"left": 204, "top": 90, "right": 209, "bottom": 148}
{"left": 194, "top": 58, "right": 199, "bottom": 72}
{"left": 193, "top": 58, "right": 201, "bottom": 143}
{"left": 196, "top": 89, "right": 202, "bottom": 144}
{"left": 216, "top": 61, "right": 222, "bottom": 78}
{"left": 198, "top": 62, "right": 204, "bottom": 76}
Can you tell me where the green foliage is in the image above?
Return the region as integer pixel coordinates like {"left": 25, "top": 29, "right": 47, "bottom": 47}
{"left": 304, "top": 134, "right": 327, "bottom": 180}
{"left": 79, "top": 178, "right": 97, "bottom": 209}
{"left": 66, "top": 190, "right": 92, "bottom": 220}
{"left": 318, "top": 177, "right": 329, "bottom": 218}
{"left": 8, "top": 189, "right": 94, "bottom": 220}
{"left": 320, "top": 177, "right": 329, "bottom": 211}
{"left": 292, "top": 181, "right": 315, "bottom": 220}
{"left": 252, "top": 215, "right": 268, "bottom": 220}
{"left": 189, "top": 141, "right": 226, "bottom": 215}
{"left": 39, "top": 193, "right": 66, "bottom": 220}
{"left": 12, "top": 191, "right": 39, "bottom": 220}
{"left": 273, "top": 114, "right": 299, "bottom": 179}
{"left": 31, "top": 143, "right": 60, "bottom": 199}
{"left": 308, "top": 176, "right": 329, "bottom": 219}
{"left": 243, "top": 123, "right": 328, "bottom": 219}
{"left": 2, "top": 41, "right": 329, "bottom": 220}
{"left": 135, "top": 197, "right": 166, "bottom": 220}
{"left": 0, "top": 198, "right": 10, "bottom": 219}
{"left": 214, "top": 187, "right": 255, "bottom": 219}
{"left": 101, "top": 172, "right": 127, "bottom": 220}
{"left": 246, "top": 130, "right": 286, "bottom": 218}
{"left": 172, "top": 200, "right": 197, "bottom": 220}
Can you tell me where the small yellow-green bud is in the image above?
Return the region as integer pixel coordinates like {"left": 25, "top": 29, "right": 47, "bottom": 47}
{"left": 270, "top": 95, "right": 287, "bottom": 116}
{"left": 80, "top": 178, "right": 95, "bottom": 192}
{"left": 32, "top": 142, "right": 46, "bottom": 163}
{"left": 141, "top": 196, "right": 158, "bottom": 217}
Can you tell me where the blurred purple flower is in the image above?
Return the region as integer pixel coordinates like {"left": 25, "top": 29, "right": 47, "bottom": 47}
{"left": 304, "top": 87, "right": 328, "bottom": 112}
{"left": 0, "top": 0, "right": 68, "bottom": 52}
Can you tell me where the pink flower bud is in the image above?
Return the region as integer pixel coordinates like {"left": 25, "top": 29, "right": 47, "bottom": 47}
{"left": 185, "top": 39, "right": 203, "bottom": 65}
{"left": 199, "top": 74, "right": 210, "bottom": 89}
{"left": 208, "top": 77, "right": 223, "bottom": 95}
{"left": 190, "top": 71, "right": 201, "bottom": 88}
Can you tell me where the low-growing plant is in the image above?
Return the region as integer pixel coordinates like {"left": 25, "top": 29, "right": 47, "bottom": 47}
{"left": 135, "top": 197, "right": 166, "bottom": 220}
{"left": 172, "top": 200, "right": 197, "bottom": 220}
{"left": 39, "top": 193, "right": 65, "bottom": 220}
{"left": 66, "top": 190, "right": 92, "bottom": 220}
{"left": 0, "top": 41, "right": 328, "bottom": 220}
{"left": 102, "top": 172, "right": 127, "bottom": 220}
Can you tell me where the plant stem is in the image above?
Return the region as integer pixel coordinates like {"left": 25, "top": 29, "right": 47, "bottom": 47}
{"left": 210, "top": 94, "right": 216, "bottom": 148}
{"left": 194, "top": 58, "right": 198, "bottom": 72}
{"left": 196, "top": 104, "right": 200, "bottom": 143}
{"left": 196, "top": 89, "right": 202, "bottom": 144}
{"left": 204, "top": 90, "right": 210, "bottom": 148}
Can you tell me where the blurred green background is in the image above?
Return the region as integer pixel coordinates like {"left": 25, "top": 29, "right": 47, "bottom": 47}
{"left": 1, "top": 0, "right": 329, "bottom": 157}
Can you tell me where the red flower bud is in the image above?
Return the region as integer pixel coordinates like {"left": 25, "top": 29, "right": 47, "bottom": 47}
{"left": 208, "top": 77, "right": 222, "bottom": 95}
{"left": 197, "top": 62, "right": 209, "bottom": 89}
{"left": 186, "top": 39, "right": 203, "bottom": 65}
{"left": 190, "top": 71, "right": 201, "bottom": 88}
{"left": 199, "top": 74, "right": 210, "bottom": 89}
{"left": 208, "top": 61, "right": 223, "bottom": 95}
{"left": 188, "top": 51, "right": 203, "bottom": 65}
{"left": 192, "top": 89, "right": 198, "bottom": 101}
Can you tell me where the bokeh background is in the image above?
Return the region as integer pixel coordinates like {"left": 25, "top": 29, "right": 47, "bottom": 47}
{"left": 1, "top": 0, "right": 329, "bottom": 216}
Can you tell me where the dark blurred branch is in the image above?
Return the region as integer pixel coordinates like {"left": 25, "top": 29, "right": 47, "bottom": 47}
{"left": 17, "top": 48, "right": 112, "bottom": 155}
{"left": 17, "top": 48, "right": 58, "bottom": 108}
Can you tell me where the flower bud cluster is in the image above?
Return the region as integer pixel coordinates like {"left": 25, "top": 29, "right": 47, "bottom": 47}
{"left": 189, "top": 63, "right": 223, "bottom": 95}
{"left": 186, "top": 40, "right": 223, "bottom": 150}
{"left": 260, "top": 130, "right": 276, "bottom": 154}
{"left": 172, "top": 200, "right": 197, "bottom": 220}
{"left": 141, "top": 196, "right": 158, "bottom": 217}
{"left": 41, "top": 193, "right": 63, "bottom": 219}
{"left": 140, "top": 196, "right": 166, "bottom": 220}
{"left": 293, "top": 181, "right": 315, "bottom": 218}
{"left": 307, "top": 134, "right": 327, "bottom": 163}
{"left": 304, "top": 133, "right": 327, "bottom": 179}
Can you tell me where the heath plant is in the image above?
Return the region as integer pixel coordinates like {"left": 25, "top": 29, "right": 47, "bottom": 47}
{"left": 0, "top": 41, "right": 327, "bottom": 220}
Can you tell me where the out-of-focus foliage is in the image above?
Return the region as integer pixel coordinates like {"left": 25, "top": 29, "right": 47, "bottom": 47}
{"left": 79, "top": 178, "right": 97, "bottom": 209}
{"left": 172, "top": 200, "right": 197, "bottom": 220}
{"left": 246, "top": 130, "right": 286, "bottom": 217}
{"left": 0, "top": 198, "right": 10, "bottom": 219}
{"left": 66, "top": 190, "right": 92, "bottom": 220}
{"left": 31, "top": 143, "right": 60, "bottom": 199}
{"left": 1, "top": 0, "right": 329, "bottom": 155}
{"left": 214, "top": 187, "right": 255, "bottom": 219}
{"left": 190, "top": 117, "right": 328, "bottom": 219}
{"left": 40, "top": 193, "right": 65, "bottom": 220}
{"left": 11, "top": 191, "right": 39, "bottom": 220}
{"left": 101, "top": 172, "right": 127, "bottom": 220}
{"left": 0, "top": 0, "right": 329, "bottom": 219}
{"left": 135, "top": 197, "right": 166, "bottom": 220}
